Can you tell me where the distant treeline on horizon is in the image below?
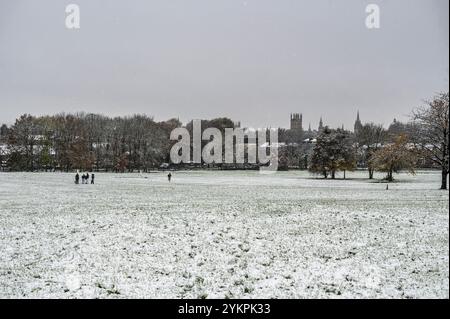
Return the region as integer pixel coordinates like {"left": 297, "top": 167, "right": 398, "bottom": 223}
{"left": 0, "top": 110, "right": 427, "bottom": 173}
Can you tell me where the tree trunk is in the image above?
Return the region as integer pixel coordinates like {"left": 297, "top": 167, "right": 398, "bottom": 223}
{"left": 368, "top": 168, "right": 374, "bottom": 179}
{"left": 386, "top": 170, "right": 393, "bottom": 182}
{"left": 331, "top": 170, "right": 335, "bottom": 179}
{"left": 343, "top": 170, "right": 346, "bottom": 180}
{"left": 441, "top": 169, "right": 448, "bottom": 190}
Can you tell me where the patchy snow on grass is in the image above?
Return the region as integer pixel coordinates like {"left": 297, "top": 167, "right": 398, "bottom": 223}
{"left": 0, "top": 170, "right": 448, "bottom": 298}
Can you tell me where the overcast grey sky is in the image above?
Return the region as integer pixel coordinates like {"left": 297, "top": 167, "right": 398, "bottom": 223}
{"left": 0, "top": 0, "right": 448, "bottom": 129}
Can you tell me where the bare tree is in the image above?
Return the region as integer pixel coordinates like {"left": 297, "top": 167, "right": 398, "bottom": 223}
{"left": 412, "top": 92, "right": 449, "bottom": 190}
{"left": 356, "top": 123, "right": 387, "bottom": 179}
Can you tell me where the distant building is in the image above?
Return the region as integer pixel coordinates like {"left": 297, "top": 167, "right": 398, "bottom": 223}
{"left": 290, "top": 113, "right": 303, "bottom": 131}
{"left": 354, "top": 111, "right": 363, "bottom": 133}
{"left": 0, "top": 124, "right": 8, "bottom": 138}
{"left": 318, "top": 117, "right": 324, "bottom": 132}
{"left": 387, "top": 118, "right": 415, "bottom": 139}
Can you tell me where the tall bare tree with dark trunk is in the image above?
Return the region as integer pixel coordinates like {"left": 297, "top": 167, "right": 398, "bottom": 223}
{"left": 412, "top": 92, "right": 449, "bottom": 190}
{"left": 355, "top": 123, "right": 387, "bottom": 179}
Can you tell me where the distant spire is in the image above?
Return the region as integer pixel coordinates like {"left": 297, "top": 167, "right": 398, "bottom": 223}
{"left": 354, "top": 110, "right": 362, "bottom": 133}
{"left": 319, "top": 117, "right": 323, "bottom": 131}
{"left": 308, "top": 122, "right": 312, "bottom": 132}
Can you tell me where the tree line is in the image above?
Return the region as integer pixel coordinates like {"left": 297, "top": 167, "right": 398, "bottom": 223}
{"left": 307, "top": 92, "right": 448, "bottom": 189}
{"left": 0, "top": 113, "right": 181, "bottom": 172}
{"left": 0, "top": 92, "right": 448, "bottom": 189}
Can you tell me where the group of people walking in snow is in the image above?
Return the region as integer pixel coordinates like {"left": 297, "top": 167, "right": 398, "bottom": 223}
{"left": 75, "top": 172, "right": 95, "bottom": 184}
{"left": 74, "top": 171, "right": 173, "bottom": 184}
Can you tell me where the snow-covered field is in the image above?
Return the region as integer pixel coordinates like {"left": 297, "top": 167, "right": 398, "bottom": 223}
{"left": 0, "top": 170, "right": 448, "bottom": 299}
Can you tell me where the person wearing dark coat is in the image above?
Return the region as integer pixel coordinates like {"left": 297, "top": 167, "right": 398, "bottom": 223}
{"left": 91, "top": 173, "right": 95, "bottom": 184}
{"left": 75, "top": 173, "right": 80, "bottom": 184}
{"left": 168, "top": 172, "right": 172, "bottom": 182}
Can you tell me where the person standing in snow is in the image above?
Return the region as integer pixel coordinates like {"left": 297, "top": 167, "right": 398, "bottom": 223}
{"left": 91, "top": 173, "right": 95, "bottom": 184}
{"left": 75, "top": 172, "right": 80, "bottom": 184}
{"left": 168, "top": 172, "right": 172, "bottom": 182}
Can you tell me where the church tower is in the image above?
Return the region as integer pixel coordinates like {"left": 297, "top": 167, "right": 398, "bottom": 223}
{"left": 290, "top": 113, "right": 303, "bottom": 131}
{"left": 354, "top": 111, "right": 362, "bottom": 133}
{"left": 318, "top": 116, "right": 324, "bottom": 131}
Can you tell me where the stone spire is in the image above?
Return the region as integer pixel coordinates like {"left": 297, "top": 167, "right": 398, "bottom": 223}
{"left": 354, "top": 111, "right": 362, "bottom": 133}
{"left": 318, "top": 117, "right": 324, "bottom": 131}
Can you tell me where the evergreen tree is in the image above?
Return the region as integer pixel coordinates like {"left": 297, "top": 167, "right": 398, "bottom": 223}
{"left": 309, "top": 127, "right": 356, "bottom": 179}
